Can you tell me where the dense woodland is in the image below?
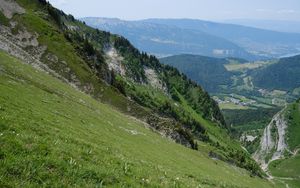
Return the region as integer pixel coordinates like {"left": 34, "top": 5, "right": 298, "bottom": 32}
{"left": 160, "top": 55, "right": 233, "bottom": 93}
{"left": 253, "top": 55, "right": 300, "bottom": 91}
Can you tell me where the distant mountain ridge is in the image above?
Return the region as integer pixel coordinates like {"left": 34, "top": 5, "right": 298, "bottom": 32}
{"left": 144, "top": 19, "right": 300, "bottom": 58}
{"left": 81, "top": 17, "right": 300, "bottom": 60}
{"left": 222, "top": 19, "right": 300, "bottom": 34}
{"left": 81, "top": 17, "right": 257, "bottom": 60}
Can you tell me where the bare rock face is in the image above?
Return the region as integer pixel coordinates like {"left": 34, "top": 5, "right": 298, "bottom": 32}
{"left": 0, "top": 0, "right": 25, "bottom": 19}
{"left": 15, "top": 30, "right": 39, "bottom": 47}
{"left": 105, "top": 46, "right": 126, "bottom": 76}
{"left": 144, "top": 67, "right": 167, "bottom": 92}
{"left": 253, "top": 108, "right": 288, "bottom": 171}
{"left": 0, "top": 27, "right": 37, "bottom": 65}
{"left": 0, "top": 0, "right": 43, "bottom": 67}
{"left": 0, "top": 0, "right": 83, "bottom": 91}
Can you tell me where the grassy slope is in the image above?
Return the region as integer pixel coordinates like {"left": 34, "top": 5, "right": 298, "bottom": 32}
{"left": 0, "top": 51, "right": 275, "bottom": 187}
{"left": 176, "top": 91, "right": 236, "bottom": 148}
{"left": 125, "top": 80, "right": 243, "bottom": 156}
{"left": 286, "top": 102, "right": 300, "bottom": 150}
{"left": 13, "top": 0, "right": 218, "bottom": 132}
{"left": 0, "top": 0, "right": 270, "bottom": 181}
{"left": 269, "top": 154, "right": 300, "bottom": 177}
{"left": 4, "top": 0, "right": 248, "bottom": 168}
{"left": 269, "top": 154, "right": 300, "bottom": 187}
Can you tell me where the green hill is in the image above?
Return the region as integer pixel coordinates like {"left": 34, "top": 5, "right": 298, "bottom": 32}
{"left": 252, "top": 55, "right": 300, "bottom": 91}
{"left": 285, "top": 99, "right": 300, "bottom": 151}
{"left": 0, "top": 0, "right": 277, "bottom": 186}
{"left": 160, "top": 54, "right": 234, "bottom": 93}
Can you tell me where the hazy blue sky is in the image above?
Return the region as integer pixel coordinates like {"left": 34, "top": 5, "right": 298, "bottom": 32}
{"left": 48, "top": 0, "right": 300, "bottom": 21}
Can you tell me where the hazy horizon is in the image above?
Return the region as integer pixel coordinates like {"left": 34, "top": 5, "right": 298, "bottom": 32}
{"left": 48, "top": 0, "right": 300, "bottom": 22}
{"left": 79, "top": 17, "right": 300, "bottom": 23}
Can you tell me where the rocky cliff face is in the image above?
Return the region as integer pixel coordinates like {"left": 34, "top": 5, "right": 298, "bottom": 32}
{"left": 253, "top": 108, "right": 288, "bottom": 170}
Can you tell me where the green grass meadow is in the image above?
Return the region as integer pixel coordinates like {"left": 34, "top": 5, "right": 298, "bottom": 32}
{"left": 0, "top": 51, "right": 276, "bottom": 187}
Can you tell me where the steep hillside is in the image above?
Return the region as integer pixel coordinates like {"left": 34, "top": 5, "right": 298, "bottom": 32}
{"left": 285, "top": 100, "right": 300, "bottom": 151}
{"left": 158, "top": 54, "right": 300, "bottom": 157}
{"left": 0, "top": 50, "right": 275, "bottom": 187}
{"left": 158, "top": 54, "right": 300, "bottom": 126}
{"left": 0, "top": 0, "right": 266, "bottom": 183}
{"left": 253, "top": 108, "right": 288, "bottom": 171}
{"left": 81, "top": 17, "right": 256, "bottom": 60}
{"left": 0, "top": 0, "right": 223, "bottom": 147}
{"left": 253, "top": 100, "right": 300, "bottom": 187}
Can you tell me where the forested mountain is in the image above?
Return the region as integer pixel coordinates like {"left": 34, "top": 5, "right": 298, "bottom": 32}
{"left": 252, "top": 55, "right": 300, "bottom": 91}
{"left": 160, "top": 54, "right": 233, "bottom": 92}
{"left": 0, "top": 0, "right": 271, "bottom": 187}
